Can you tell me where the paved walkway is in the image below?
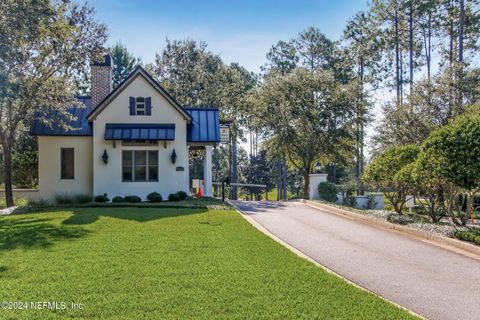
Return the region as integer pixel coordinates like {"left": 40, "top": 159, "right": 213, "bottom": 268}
{"left": 232, "top": 200, "right": 480, "bottom": 320}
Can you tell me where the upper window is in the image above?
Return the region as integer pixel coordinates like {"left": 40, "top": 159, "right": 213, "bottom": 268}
{"left": 129, "top": 96, "right": 151, "bottom": 116}
{"left": 122, "top": 150, "right": 158, "bottom": 182}
{"left": 135, "top": 97, "right": 145, "bottom": 115}
{"left": 61, "top": 148, "right": 74, "bottom": 179}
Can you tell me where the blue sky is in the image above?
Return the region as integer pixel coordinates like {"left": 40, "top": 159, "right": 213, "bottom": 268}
{"left": 90, "top": 0, "right": 368, "bottom": 72}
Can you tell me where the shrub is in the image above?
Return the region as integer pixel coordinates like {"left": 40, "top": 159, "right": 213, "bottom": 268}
{"left": 54, "top": 193, "right": 76, "bottom": 205}
{"left": 124, "top": 195, "right": 142, "bottom": 203}
{"left": 74, "top": 193, "right": 93, "bottom": 204}
{"left": 112, "top": 196, "right": 125, "bottom": 203}
{"left": 363, "top": 144, "right": 420, "bottom": 213}
{"left": 318, "top": 182, "right": 338, "bottom": 202}
{"left": 147, "top": 192, "right": 163, "bottom": 202}
{"left": 176, "top": 191, "right": 187, "bottom": 200}
{"left": 455, "top": 229, "right": 480, "bottom": 246}
{"left": 365, "top": 195, "right": 377, "bottom": 210}
{"left": 94, "top": 195, "right": 109, "bottom": 203}
{"left": 168, "top": 193, "right": 180, "bottom": 201}
{"left": 28, "top": 198, "right": 49, "bottom": 207}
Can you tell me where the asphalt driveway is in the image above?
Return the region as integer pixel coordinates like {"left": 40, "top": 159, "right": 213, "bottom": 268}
{"left": 232, "top": 200, "right": 480, "bottom": 320}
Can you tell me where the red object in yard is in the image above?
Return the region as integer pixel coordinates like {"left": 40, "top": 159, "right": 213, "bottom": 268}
{"left": 198, "top": 188, "right": 203, "bottom": 198}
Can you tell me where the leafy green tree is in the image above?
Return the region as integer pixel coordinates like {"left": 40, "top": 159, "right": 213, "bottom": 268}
{"left": 254, "top": 68, "right": 356, "bottom": 198}
{"left": 363, "top": 144, "right": 420, "bottom": 213}
{"left": 111, "top": 42, "right": 141, "bottom": 87}
{"left": 0, "top": 0, "right": 107, "bottom": 207}
{"left": 343, "top": 11, "right": 383, "bottom": 193}
{"left": 262, "top": 40, "right": 298, "bottom": 75}
{"left": 422, "top": 108, "right": 480, "bottom": 221}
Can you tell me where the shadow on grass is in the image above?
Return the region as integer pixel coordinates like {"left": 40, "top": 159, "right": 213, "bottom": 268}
{"left": 0, "top": 217, "right": 89, "bottom": 251}
{"left": 62, "top": 207, "right": 208, "bottom": 225}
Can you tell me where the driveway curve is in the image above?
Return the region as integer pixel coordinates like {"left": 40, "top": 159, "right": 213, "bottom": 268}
{"left": 231, "top": 200, "right": 480, "bottom": 320}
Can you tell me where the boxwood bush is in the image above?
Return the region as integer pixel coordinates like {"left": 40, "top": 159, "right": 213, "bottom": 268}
{"left": 54, "top": 193, "right": 75, "bottom": 205}
{"left": 74, "top": 193, "right": 93, "bottom": 204}
{"left": 176, "top": 191, "right": 187, "bottom": 200}
{"left": 94, "top": 195, "right": 110, "bottom": 203}
{"left": 168, "top": 193, "right": 180, "bottom": 202}
{"left": 112, "top": 196, "right": 125, "bottom": 203}
{"left": 124, "top": 195, "right": 142, "bottom": 203}
{"left": 455, "top": 229, "right": 480, "bottom": 245}
{"left": 318, "top": 182, "right": 338, "bottom": 203}
{"left": 147, "top": 192, "right": 163, "bottom": 203}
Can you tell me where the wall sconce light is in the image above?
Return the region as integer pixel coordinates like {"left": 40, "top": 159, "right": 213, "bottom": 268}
{"left": 171, "top": 149, "right": 177, "bottom": 164}
{"left": 102, "top": 149, "right": 109, "bottom": 164}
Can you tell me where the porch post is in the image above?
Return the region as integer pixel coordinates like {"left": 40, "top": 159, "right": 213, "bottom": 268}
{"left": 203, "top": 145, "right": 213, "bottom": 197}
{"left": 186, "top": 145, "right": 190, "bottom": 195}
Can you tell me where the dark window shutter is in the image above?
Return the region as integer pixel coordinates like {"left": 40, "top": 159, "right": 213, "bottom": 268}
{"left": 129, "top": 97, "right": 135, "bottom": 115}
{"left": 146, "top": 97, "right": 152, "bottom": 115}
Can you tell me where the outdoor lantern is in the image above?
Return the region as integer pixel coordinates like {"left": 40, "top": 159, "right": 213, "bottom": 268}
{"left": 102, "top": 149, "right": 109, "bottom": 164}
{"left": 315, "top": 162, "right": 321, "bottom": 173}
{"left": 171, "top": 149, "right": 177, "bottom": 164}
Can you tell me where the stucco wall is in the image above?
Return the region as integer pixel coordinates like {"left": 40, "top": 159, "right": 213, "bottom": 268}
{"left": 92, "top": 74, "right": 189, "bottom": 200}
{"left": 0, "top": 189, "right": 40, "bottom": 201}
{"left": 37, "top": 136, "right": 93, "bottom": 199}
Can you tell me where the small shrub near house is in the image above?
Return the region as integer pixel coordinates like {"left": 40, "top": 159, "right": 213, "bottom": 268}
{"left": 318, "top": 182, "right": 338, "bottom": 203}
{"left": 74, "top": 193, "right": 93, "bottom": 204}
{"left": 54, "top": 193, "right": 76, "bottom": 205}
{"left": 124, "top": 195, "right": 142, "bottom": 203}
{"left": 176, "top": 191, "right": 187, "bottom": 200}
{"left": 168, "top": 193, "right": 180, "bottom": 202}
{"left": 112, "top": 196, "right": 125, "bottom": 203}
{"left": 147, "top": 192, "right": 163, "bottom": 203}
{"left": 94, "top": 195, "right": 109, "bottom": 203}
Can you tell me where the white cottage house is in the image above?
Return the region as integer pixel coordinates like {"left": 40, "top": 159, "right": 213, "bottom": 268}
{"left": 30, "top": 55, "right": 220, "bottom": 201}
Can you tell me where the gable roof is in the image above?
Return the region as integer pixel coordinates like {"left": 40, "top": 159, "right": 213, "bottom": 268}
{"left": 87, "top": 66, "right": 192, "bottom": 123}
{"left": 30, "top": 96, "right": 93, "bottom": 136}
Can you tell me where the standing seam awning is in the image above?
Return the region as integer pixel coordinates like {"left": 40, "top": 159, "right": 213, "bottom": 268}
{"left": 104, "top": 124, "right": 175, "bottom": 141}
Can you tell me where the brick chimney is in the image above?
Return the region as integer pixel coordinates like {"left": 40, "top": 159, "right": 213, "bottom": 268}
{"left": 91, "top": 54, "right": 113, "bottom": 107}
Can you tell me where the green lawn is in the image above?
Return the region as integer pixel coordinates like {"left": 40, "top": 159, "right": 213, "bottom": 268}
{"left": 0, "top": 207, "right": 417, "bottom": 319}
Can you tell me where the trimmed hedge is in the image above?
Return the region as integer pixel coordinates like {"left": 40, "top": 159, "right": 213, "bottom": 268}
{"left": 94, "top": 195, "right": 109, "bottom": 203}
{"left": 176, "top": 191, "right": 188, "bottom": 200}
{"left": 124, "top": 195, "right": 142, "bottom": 203}
{"left": 455, "top": 229, "right": 480, "bottom": 246}
{"left": 147, "top": 192, "right": 163, "bottom": 203}
{"left": 318, "top": 182, "right": 338, "bottom": 203}
{"left": 168, "top": 193, "right": 180, "bottom": 202}
{"left": 112, "top": 196, "right": 125, "bottom": 203}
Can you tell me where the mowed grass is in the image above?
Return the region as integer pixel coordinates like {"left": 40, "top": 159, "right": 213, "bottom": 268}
{"left": 0, "top": 207, "right": 417, "bottom": 319}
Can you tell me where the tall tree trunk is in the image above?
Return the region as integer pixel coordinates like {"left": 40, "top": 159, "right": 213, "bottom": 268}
{"left": 458, "top": 0, "right": 465, "bottom": 109}
{"left": 409, "top": 0, "right": 414, "bottom": 92}
{"left": 395, "top": 6, "right": 401, "bottom": 105}
{"left": 303, "top": 169, "right": 310, "bottom": 199}
{"left": 2, "top": 141, "right": 14, "bottom": 207}
{"left": 458, "top": 0, "right": 464, "bottom": 64}
{"left": 427, "top": 12, "right": 431, "bottom": 80}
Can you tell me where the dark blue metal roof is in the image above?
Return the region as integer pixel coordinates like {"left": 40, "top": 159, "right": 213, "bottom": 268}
{"left": 105, "top": 124, "right": 175, "bottom": 141}
{"left": 30, "top": 99, "right": 220, "bottom": 144}
{"left": 30, "top": 96, "right": 93, "bottom": 136}
{"left": 186, "top": 108, "right": 220, "bottom": 143}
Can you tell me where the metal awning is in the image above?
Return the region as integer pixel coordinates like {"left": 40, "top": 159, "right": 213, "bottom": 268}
{"left": 104, "top": 123, "right": 175, "bottom": 141}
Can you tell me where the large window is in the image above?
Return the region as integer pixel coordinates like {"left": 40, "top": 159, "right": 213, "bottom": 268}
{"left": 61, "top": 148, "right": 74, "bottom": 179}
{"left": 122, "top": 150, "right": 158, "bottom": 182}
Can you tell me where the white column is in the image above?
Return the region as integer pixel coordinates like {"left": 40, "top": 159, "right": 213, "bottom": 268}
{"left": 186, "top": 145, "right": 190, "bottom": 195}
{"left": 203, "top": 145, "right": 213, "bottom": 197}
{"left": 308, "top": 173, "right": 328, "bottom": 200}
